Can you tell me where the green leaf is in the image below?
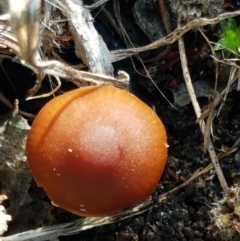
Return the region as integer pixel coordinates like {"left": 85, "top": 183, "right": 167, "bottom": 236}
{"left": 214, "top": 18, "right": 240, "bottom": 57}
{"left": 213, "top": 39, "right": 225, "bottom": 51}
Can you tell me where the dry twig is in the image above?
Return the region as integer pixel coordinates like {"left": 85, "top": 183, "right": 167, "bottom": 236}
{"left": 177, "top": 16, "right": 228, "bottom": 193}
{"left": 111, "top": 10, "right": 240, "bottom": 61}
{"left": 6, "top": 0, "right": 129, "bottom": 99}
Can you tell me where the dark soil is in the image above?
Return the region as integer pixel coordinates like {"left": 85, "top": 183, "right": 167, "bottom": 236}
{"left": 1, "top": 0, "right": 240, "bottom": 241}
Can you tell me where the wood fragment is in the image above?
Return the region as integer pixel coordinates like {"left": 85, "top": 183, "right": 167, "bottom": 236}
{"left": 60, "top": 0, "right": 113, "bottom": 76}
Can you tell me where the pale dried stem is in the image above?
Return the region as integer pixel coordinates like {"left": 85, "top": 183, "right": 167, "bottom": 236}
{"left": 84, "top": 0, "right": 109, "bottom": 10}
{"left": 159, "top": 164, "right": 214, "bottom": 200}
{"left": 177, "top": 17, "right": 228, "bottom": 194}
{"left": 7, "top": 0, "right": 128, "bottom": 99}
{"left": 111, "top": 10, "right": 240, "bottom": 61}
{"left": 60, "top": 0, "right": 113, "bottom": 76}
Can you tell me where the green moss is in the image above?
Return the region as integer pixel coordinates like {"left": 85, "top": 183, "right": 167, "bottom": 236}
{"left": 214, "top": 18, "right": 240, "bottom": 57}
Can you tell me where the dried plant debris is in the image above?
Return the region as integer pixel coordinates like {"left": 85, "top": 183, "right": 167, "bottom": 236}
{"left": 0, "top": 108, "right": 32, "bottom": 217}
{"left": 60, "top": 0, "right": 113, "bottom": 75}
{"left": 0, "top": 195, "right": 11, "bottom": 236}
{"left": 6, "top": 0, "right": 129, "bottom": 97}
{"left": 168, "top": 0, "right": 224, "bottom": 19}
{"left": 170, "top": 81, "right": 216, "bottom": 107}
{"left": 210, "top": 182, "right": 240, "bottom": 240}
{"left": 9, "top": 0, "right": 113, "bottom": 75}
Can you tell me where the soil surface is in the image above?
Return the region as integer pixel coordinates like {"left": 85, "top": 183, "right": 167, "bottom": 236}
{"left": 1, "top": 1, "right": 240, "bottom": 241}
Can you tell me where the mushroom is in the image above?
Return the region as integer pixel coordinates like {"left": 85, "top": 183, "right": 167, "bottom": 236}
{"left": 26, "top": 86, "right": 168, "bottom": 217}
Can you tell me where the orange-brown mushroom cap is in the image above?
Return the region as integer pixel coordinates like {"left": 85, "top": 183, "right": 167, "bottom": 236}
{"left": 26, "top": 86, "right": 168, "bottom": 217}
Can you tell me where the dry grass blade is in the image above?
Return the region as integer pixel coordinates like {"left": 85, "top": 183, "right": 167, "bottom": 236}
{"left": 84, "top": 0, "right": 109, "bottom": 10}
{"left": 7, "top": 0, "right": 129, "bottom": 99}
{"left": 111, "top": 10, "right": 240, "bottom": 62}
{"left": 0, "top": 23, "right": 19, "bottom": 53}
{"left": 197, "top": 58, "right": 240, "bottom": 122}
{"left": 9, "top": 0, "right": 40, "bottom": 63}
{"left": 177, "top": 16, "right": 228, "bottom": 193}
{"left": 218, "top": 138, "right": 240, "bottom": 160}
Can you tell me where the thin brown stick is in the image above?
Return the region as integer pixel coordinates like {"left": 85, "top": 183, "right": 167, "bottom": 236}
{"left": 159, "top": 163, "right": 213, "bottom": 201}
{"left": 111, "top": 10, "right": 240, "bottom": 61}
{"left": 26, "top": 76, "right": 61, "bottom": 100}
{"left": 177, "top": 17, "right": 228, "bottom": 194}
